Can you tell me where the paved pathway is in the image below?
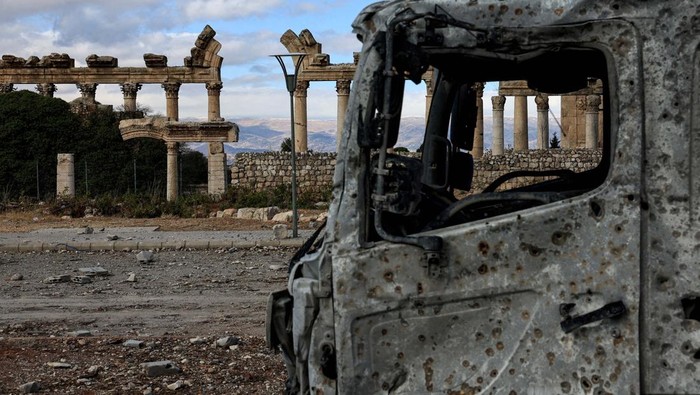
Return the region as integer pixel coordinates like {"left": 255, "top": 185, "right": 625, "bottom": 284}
{"left": 0, "top": 226, "right": 313, "bottom": 252}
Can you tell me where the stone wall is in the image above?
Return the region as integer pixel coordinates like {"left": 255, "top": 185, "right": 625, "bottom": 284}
{"left": 230, "top": 152, "right": 336, "bottom": 194}
{"left": 230, "top": 149, "right": 602, "bottom": 197}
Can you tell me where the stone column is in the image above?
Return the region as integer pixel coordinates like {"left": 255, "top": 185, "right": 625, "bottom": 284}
{"left": 166, "top": 142, "right": 179, "bottom": 201}
{"left": 77, "top": 83, "right": 97, "bottom": 102}
{"left": 0, "top": 83, "right": 15, "bottom": 94}
{"left": 294, "top": 80, "right": 309, "bottom": 153}
{"left": 514, "top": 95, "right": 528, "bottom": 151}
{"left": 120, "top": 83, "right": 142, "bottom": 112}
{"left": 425, "top": 76, "right": 435, "bottom": 121}
{"left": 206, "top": 82, "right": 224, "bottom": 121}
{"left": 208, "top": 142, "right": 227, "bottom": 197}
{"left": 473, "top": 82, "right": 485, "bottom": 158}
{"left": 336, "top": 80, "right": 351, "bottom": 149}
{"left": 585, "top": 95, "right": 602, "bottom": 149}
{"left": 56, "top": 154, "right": 75, "bottom": 197}
{"left": 491, "top": 95, "right": 506, "bottom": 155}
{"left": 36, "top": 83, "right": 57, "bottom": 97}
{"left": 535, "top": 93, "right": 550, "bottom": 150}
{"left": 162, "top": 82, "right": 181, "bottom": 121}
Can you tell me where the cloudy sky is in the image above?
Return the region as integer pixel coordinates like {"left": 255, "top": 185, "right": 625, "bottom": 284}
{"left": 1, "top": 0, "right": 555, "bottom": 121}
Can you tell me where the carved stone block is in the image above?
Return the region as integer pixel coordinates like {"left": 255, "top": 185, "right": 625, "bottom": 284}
{"left": 86, "top": 54, "right": 118, "bottom": 67}
{"left": 144, "top": 53, "right": 168, "bottom": 67}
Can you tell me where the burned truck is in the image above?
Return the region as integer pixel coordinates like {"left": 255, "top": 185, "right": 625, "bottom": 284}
{"left": 268, "top": 0, "right": 700, "bottom": 393}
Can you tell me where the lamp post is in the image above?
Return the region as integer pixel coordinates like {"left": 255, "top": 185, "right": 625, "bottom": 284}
{"left": 271, "top": 53, "right": 306, "bottom": 238}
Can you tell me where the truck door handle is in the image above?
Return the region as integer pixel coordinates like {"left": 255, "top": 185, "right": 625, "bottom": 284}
{"left": 560, "top": 301, "right": 626, "bottom": 333}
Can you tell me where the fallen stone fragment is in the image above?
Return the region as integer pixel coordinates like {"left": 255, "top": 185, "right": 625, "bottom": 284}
{"left": 10, "top": 273, "right": 23, "bottom": 281}
{"left": 126, "top": 273, "right": 137, "bottom": 282}
{"left": 105, "top": 234, "right": 119, "bottom": 241}
{"left": 269, "top": 265, "right": 285, "bottom": 271}
{"left": 43, "top": 275, "right": 71, "bottom": 284}
{"left": 136, "top": 251, "right": 155, "bottom": 263}
{"left": 123, "top": 339, "right": 144, "bottom": 348}
{"left": 71, "top": 276, "right": 92, "bottom": 284}
{"left": 47, "top": 362, "right": 72, "bottom": 369}
{"left": 215, "top": 336, "right": 240, "bottom": 348}
{"left": 272, "top": 211, "right": 293, "bottom": 222}
{"left": 140, "top": 360, "right": 180, "bottom": 377}
{"left": 272, "top": 224, "right": 289, "bottom": 240}
{"left": 68, "top": 330, "right": 93, "bottom": 337}
{"left": 80, "top": 365, "right": 101, "bottom": 378}
{"left": 77, "top": 226, "right": 94, "bottom": 235}
{"left": 143, "top": 387, "right": 154, "bottom": 395}
{"left": 79, "top": 267, "right": 110, "bottom": 277}
{"left": 189, "top": 336, "right": 207, "bottom": 345}
{"left": 167, "top": 380, "right": 186, "bottom": 390}
{"left": 18, "top": 381, "right": 41, "bottom": 393}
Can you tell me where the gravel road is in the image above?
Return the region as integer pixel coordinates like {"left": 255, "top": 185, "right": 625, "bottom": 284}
{"left": 0, "top": 246, "right": 297, "bottom": 394}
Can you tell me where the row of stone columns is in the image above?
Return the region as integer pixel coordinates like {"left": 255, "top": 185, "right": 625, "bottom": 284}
{"left": 291, "top": 79, "right": 352, "bottom": 153}
{"left": 0, "top": 81, "right": 228, "bottom": 201}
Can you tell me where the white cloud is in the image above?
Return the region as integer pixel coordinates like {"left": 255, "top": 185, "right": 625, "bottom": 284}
{"left": 180, "top": 0, "right": 283, "bottom": 20}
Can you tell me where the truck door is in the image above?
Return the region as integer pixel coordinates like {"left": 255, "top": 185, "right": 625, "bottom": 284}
{"left": 331, "top": 19, "right": 643, "bottom": 394}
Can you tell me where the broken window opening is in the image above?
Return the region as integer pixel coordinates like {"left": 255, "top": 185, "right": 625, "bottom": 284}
{"left": 363, "top": 41, "right": 610, "bottom": 244}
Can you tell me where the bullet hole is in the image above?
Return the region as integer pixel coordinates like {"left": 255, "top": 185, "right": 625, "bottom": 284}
{"left": 561, "top": 381, "right": 572, "bottom": 393}
{"left": 490, "top": 369, "right": 498, "bottom": 377}
{"left": 478, "top": 241, "right": 490, "bottom": 256}
{"left": 417, "top": 283, "right": 424, "bottom": 295}
{"left": 418, "top": 335, "right": 426, "bottom": 342}
{"left": 478, "top": 264, "right": 489, "bottom": 274}
{"left": 383, "top": 271, "right": 394, "bottom": 282}
{"left": 581, "top": 377, "right": 592, "bottom": 391}
{"left": 681, "top": 296, "right": 700, "bottom": 322}
{"left": 381, "top": 329, "right": 388, "bottom": 336}
{"left": 694, "top": 350, "right": 700, "bottom": 360}
{"left": 626, "top": 194, "right": 636, "bottom": 202}
{"left": 614, "top": 224, "right": 623, "bottom": 233}
{"left": 612, "top": 3, "right": 620, "bottom": 10}
{"left": 629, "top": 80, "right": 635, "bottom": 87}
{"left": 589, "top": 200, "right": 604, "bottom": 219}
{"left": 552, "top": 231, "right": 571, "bottom": 246}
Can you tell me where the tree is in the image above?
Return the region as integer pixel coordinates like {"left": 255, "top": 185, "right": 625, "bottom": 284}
{"left": 280, "top": 137, "right": 292, "bottom": 152}
{"left": 550, "top": 132, "right": 561, "bottom": 149}
{"left": 180, "top": 146, "right": 208, "bottom": 192}
{"left": 0, "top": 91, "right": 85, "bottom": 199}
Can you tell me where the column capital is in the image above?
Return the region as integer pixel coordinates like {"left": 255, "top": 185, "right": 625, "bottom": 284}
{"left": 585, "top": 95, "right": 602, "bottom": 113}
{"left": 335, "top": 80, "right": 351, "bottom": 95}
{"left": 36, "top": 83, "right": 58, "bottom": 97}
{"left": 120, "top": 83, "right": 142, "bottom": 99}
{"left": 0, "top": 83, "right": 14, "bottom": 93}
{"left": 473, "top": 82, "right": 485, "bottom": 98}
{"left": 294, "top": 80, "right": 310, "bottom": 97}
{"left": 166, "top": 141, "right": 179, "bottom": 151}
{"left": 162, "top": 82, "right": 182, "bottom": 99}
{"left": 206, "top": 81, "right": 223, "bottom": 95}
{"left": 491, "top": 95, "right": 506, "bottom": 110}
{"left": 535, "top": 93, "right": 549, "bottom": 111}
{"left": 76, "top": 83, "right": 97, "bottom": 98}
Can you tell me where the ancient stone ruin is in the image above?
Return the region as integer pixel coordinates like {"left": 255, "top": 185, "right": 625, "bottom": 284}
{"left": 0, "top": 25, "right": 237, "bottom": 201}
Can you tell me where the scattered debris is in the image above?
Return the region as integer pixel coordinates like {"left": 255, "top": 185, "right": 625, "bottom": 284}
{"left": 123, "top": 339, "right": 144, "bottom": 348}
{"left": 10, "top": 273, "right": 23, "bottom": 281}
{"left": 80, "top": 365, "right": 101, "bottom": 379}
{"left": 47, "top": 362, "right": 72, "bottom": 369}
{"left": 140, "top": 360, "right": 180, "bottom": 377}
{"left": 79, "top": 267, "right": 110, "bottom": 277}
{"left": 43, "top": 275, "right": 71, "bottom": 284}
{"left": 166, "top": 380, "right": 187, "bottom": 390}
{"left": 105, "top": 234, "right": 119, "bottom": 241}
{"left": 189, "top": 336, "right": 207, "bottom": 345}
{"left": 215, "top": 336, "right": 240, "bottom": 348}
{"left": 71, "top": 276, "right": 92, "bottom": 284}
{"left": 77, "top": 227, "right": 94, "bottom": 235}
{"left": 136, "top": 251, "right": 155, "bottom": 263}
{"left": 67, "top": 330, "right": 93, "bottom": 337}
{"left": 18, "top": 381, "right": 41, "bottom": 393}
{"left": 272, "top": 224, "right": 288, "bottom": 240}
{"left": 126, "top": 272, "right": 137, "bottom": 282}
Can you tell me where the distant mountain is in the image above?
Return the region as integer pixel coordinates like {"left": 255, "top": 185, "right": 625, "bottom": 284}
{"left": 187, "top": 116, "right": 559, "bottom": 156}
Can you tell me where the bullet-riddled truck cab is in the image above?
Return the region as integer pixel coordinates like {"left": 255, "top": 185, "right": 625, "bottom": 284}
{"left": 267, "top": 1, "right": 700, "bottom": 393}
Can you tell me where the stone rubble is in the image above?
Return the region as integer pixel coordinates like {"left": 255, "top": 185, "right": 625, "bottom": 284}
{"left": 140, "top": 360, "right": 180, "bottom": 377}
{"left": 18, "top": 381, "right": 41, "bottom": 394}
{"left": 136, "top": 251, "right": 155, "bottom": 263}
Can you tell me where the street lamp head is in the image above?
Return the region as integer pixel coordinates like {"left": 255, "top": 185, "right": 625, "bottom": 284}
{"left": 270, "top": 53, "right": 307, "bottom": 93}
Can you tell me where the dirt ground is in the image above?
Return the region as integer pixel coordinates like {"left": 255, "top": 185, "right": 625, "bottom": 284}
{"left": 0, "top": 211, "right": 309, "bottom": 394}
